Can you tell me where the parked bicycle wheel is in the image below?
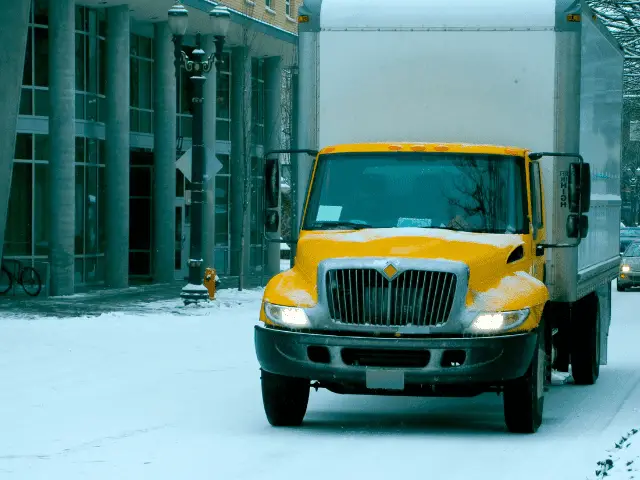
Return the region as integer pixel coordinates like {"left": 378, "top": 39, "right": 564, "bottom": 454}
{"left": 20, "top": 267, "right": 41, "bottom": 297}
{"left": 0, "top": 266, "right": 11, "bottom": 295}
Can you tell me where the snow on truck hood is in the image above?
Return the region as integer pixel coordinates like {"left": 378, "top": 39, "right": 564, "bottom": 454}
{"left": 302, "top": 227, "right": 523, "bottom": 248}
{"left": 294, "top": 227, "right": 525, "bottom": 282}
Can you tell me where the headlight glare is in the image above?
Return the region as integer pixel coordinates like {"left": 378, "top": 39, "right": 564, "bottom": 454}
{"left": 622, "top": 264, "right": 631, "bottom": 273}
{"left": 470, "top": 308, "right": 530, "bottom": 333}
{"left": 264, "top": 302, "right": 309, "bottom": 327}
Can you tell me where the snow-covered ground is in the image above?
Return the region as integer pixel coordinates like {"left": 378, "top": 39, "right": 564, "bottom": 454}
{"left": 1, "top": 283, "right": 639, "bottom": 479}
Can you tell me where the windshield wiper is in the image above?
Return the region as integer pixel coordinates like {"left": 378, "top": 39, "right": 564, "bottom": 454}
{"left": 309, "top": 220, "right": 373, "bottom": 230}
{"left": 418, "top": 226, "right": 458, "bottom": 231}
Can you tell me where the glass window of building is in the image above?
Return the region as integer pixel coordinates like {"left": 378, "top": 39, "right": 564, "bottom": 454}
{"left": 249, "top": 155, "right": 265, "bottom": 271}
{"left": 214, "top": 154, "right": 231, "bottom": 274}
{"left": 251, "top": 58, "right": 266, "bottom": 146}
{"left": 130, "top": 34, "right": 154, "bottom": 134}
{"left": 5, "top": 163, "right": 33, "bottom": 257}
{"left": 216, "top": 52, "right": 231, "bottom": 142}
{"left": 11, "top": 1, "right": 110, "bottom": 286}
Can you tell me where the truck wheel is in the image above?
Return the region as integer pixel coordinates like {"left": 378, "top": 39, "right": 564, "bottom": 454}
{"left": 503, "top": 321, "right": 547, "bottom": 434}
{"left": 571, "top": 294, "right": 600, "bottom": 386}
{"left": 261, "top": 370, "right": 310, "bottom": 427}
{"left": 616, "top": 281, "right": 625, "bottom": 292}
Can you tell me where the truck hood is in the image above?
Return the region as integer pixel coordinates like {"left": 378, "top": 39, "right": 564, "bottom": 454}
{"left": 294, "top": 227, "right": 527, "bottom": 293}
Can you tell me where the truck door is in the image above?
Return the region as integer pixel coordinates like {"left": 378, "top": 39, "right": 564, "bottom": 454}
{"left": 529, "top": 161, "right": 546, "bottom": 282}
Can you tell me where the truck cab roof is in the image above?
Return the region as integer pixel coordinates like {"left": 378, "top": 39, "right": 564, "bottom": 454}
{"left": 319, "top": 143, "right": 528, "bottom": 157}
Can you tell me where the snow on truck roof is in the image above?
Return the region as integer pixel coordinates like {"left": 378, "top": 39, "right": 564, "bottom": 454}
{"left": 320, "top": 0, "right": 558, "bottom": 30}
{"left": 318, "top": 143, "right": 528, "bottom": 156}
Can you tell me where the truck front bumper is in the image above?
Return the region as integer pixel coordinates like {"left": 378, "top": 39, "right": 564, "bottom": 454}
{"left": 255, "top": 325, "right": 537, "bottom": 390}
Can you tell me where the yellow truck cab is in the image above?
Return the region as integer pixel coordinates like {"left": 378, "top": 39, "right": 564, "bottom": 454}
{"left": 255, "top": 0, "right": 623, "bottom": 434}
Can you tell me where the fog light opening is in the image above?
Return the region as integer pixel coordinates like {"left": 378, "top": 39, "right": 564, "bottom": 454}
{"left": 308, "top": 346, "right": 331, "bottom": 364}
{"left": 441, "top": 350, "right": 466, "bottom": 368}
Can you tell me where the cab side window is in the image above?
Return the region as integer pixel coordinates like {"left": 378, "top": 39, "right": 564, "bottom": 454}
{"left": 529, "top": 162, "right": 544, "bottom": 237}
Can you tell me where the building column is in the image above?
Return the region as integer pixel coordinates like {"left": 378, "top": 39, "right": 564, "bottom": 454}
{"left": 48, "top": 0, "right": 76, "bottom": 296}
{"left": 264, "top": 56, "right": 283, "bottom": 279}
{"left": 104, "top": 5, "right": 130, "bottom": 288}
{"left": 152, "top": 22, "right": 176, "bottom": 284}
{"left": 230, "top": 46, "right": 251, "bottom": 279}
{"left": 0, "top": 0, "right": 31, "bottom": 264}
{"left": 202, "top": 35, "right": 217, "bottom": 272}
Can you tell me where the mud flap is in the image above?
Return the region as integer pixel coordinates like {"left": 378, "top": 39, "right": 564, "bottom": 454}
{"left": 597, "top": 282, "right": 611, "bottom": 366}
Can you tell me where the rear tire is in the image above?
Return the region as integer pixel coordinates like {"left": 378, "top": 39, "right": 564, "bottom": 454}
{"left": 503, "top": 319, "right": 547, "bottom": 434}
{"left": 261, "top": 370, "right": 310, "bottom": 427}
{"left": 571, "top": 293, "right": 600, "bottom": 386}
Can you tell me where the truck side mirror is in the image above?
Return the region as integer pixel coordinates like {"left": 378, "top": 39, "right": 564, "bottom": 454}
{"left": 265, "top": 210, "right": 280, "bottom": 233}
{"left": 264, "top": 157, "right": 280, "bottom": 209}
{"left": 569, "top": 162, "right": 591, "bottom": 214}
{"left": 567, "top": 214, "right": 589, "bottom": 239}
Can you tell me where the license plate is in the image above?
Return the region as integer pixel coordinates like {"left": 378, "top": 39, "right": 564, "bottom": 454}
{"left": 365, "top": 369, "right": 405, "bottom": 390}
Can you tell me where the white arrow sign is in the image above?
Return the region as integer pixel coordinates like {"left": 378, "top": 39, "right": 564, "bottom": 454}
{"left": 176, "top": 147, "right": 223, "bottom": 182}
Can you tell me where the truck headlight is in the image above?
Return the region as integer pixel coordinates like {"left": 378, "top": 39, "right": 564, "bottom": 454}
{"left": 469, "top": 308, "right": 530, "bottom": 333}
{"left": 622, "top": 264, "right": 631, "bottom": 273}
{"left": 264, "top": 302, "right": 309, "bottom": 327}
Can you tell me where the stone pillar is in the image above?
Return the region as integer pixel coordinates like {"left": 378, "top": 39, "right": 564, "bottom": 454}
{"left": 104, "top": 5, "right": 130, "bottom": 288}
{"left": 152, "top": 22, "right": 176, "bottom": 284}
{"left": 48, "top": 0, "right": 76, "bottom": 296}
{"left": 202, "top": 35, "right": 217, "bottom": 272}
{"left": 230, "top": 47, "right": 251, "bottom": 280}
{"left": 264, "top": 56, "right": 282, "bottom": 279}
{"left": 0, "top": 0, "right": 31, "bottom": 264}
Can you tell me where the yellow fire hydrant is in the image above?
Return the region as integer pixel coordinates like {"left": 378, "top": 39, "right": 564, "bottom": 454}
{"left": 204, "top": 267, "right": 220, "bottom": 300}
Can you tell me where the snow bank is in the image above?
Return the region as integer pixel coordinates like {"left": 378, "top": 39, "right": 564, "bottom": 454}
{"left": 141, "top": 288, "right": 264, "bottom": 317}
{"left": 592, "top": 428, "right": 640, "bottom": 479}
{"left": 0, "top": 288, "right": 265, "bottom": 322}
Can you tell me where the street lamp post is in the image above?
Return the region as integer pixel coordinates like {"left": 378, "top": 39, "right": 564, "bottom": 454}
{"left": 636, "top": 167, "right": 640, "bottom": 226}
{"left": 168, "top": 1, "right": 231, "bottom": 305}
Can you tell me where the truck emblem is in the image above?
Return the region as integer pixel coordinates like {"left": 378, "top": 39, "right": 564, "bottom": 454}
{"left": 382, "top": 263, "right": 399, "bottom": 280}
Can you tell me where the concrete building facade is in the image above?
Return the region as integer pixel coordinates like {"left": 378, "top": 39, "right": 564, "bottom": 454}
{"left": 0, "top": 0, "right": 297, "bottom": 295}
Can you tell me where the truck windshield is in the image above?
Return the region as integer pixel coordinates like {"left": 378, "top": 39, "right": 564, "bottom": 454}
{"left": 303, "top": 152, "right": 529, "bottom": 234}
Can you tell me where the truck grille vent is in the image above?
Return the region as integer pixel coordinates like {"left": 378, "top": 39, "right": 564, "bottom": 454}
{"left": 325, "top": 269, "right": 457, "bottom": 327}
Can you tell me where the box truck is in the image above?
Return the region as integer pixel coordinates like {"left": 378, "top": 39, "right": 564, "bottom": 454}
{"left": 256, "top": 0, "right": 624, "bottom": 433}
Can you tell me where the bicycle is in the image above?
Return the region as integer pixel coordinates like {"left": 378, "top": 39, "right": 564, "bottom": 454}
{"left": 0, "top": 258, "right": 42, "bottom": 297}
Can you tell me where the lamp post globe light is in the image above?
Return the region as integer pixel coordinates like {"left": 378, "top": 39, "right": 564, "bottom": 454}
{"left": 168, "top": 1, "right": 231, "bottom": 305}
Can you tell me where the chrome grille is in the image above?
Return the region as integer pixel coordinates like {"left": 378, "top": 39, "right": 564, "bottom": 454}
{"left": 325, "top": 268, "right": 457, "bottom": 327}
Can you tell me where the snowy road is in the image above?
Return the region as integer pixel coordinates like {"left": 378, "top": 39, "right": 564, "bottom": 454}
{"left": 1, "top": 284, "right": 639, "bottom": 479}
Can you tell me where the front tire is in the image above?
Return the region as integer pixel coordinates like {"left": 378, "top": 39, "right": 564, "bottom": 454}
{"left": 571, "top": 293, "right": 600, "bottom": 386}
{"left": 503, "top": 320, "right": 547, "bottom": 434}
{"left": 261, "top": 370, "right": 310, "bottom": 427}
